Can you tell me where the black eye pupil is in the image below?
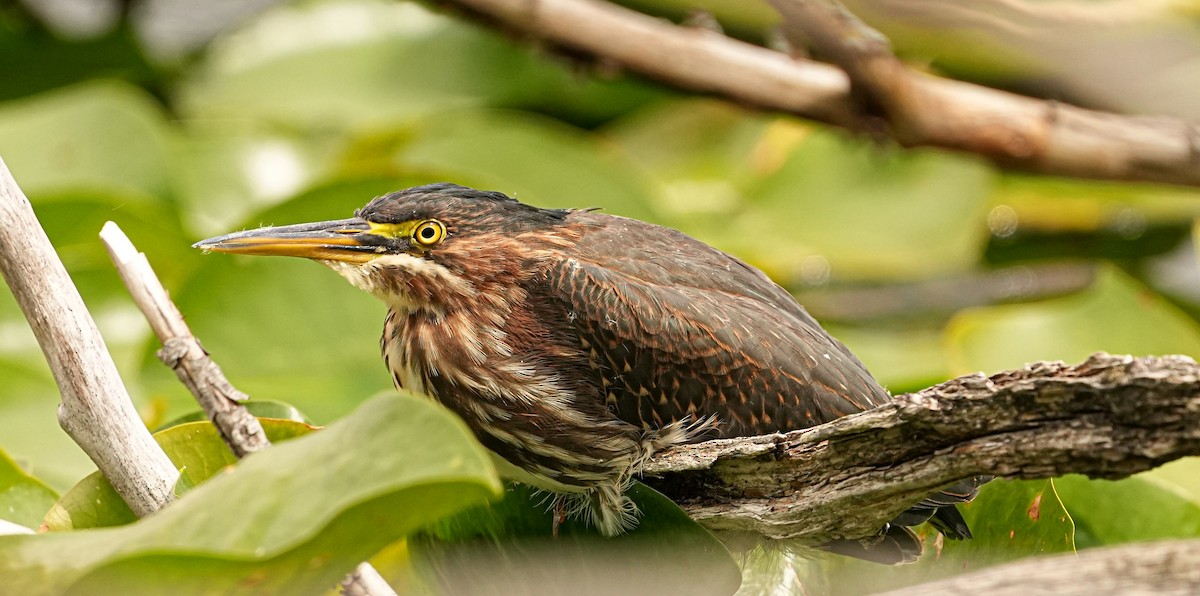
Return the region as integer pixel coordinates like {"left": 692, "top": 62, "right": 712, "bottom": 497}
{"left": 421, "top": 227, "right": 434, "bottom": 239}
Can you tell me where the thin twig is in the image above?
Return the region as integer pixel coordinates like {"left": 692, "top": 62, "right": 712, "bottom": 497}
{"left": 0, "top": 157, "right": 176, "bottom": 517}
{"left": 101, "top": 223, "right": 269, "bottom": 458}
{"left": 99, "top": 223, "right": 396, "bottom": 596}
{"left": 438, "top": 0, "right": 1200, "bottom": 187}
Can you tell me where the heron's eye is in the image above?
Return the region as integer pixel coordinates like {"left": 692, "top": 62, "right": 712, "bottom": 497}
{"left": 412, "top": 220, "right": 446, "bottom": 247}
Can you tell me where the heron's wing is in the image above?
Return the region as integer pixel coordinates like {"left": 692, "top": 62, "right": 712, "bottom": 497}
{"left": 542, "top": 213, "right": 890, "bottom": 436}
{"left": 540, "top": 211, "right": 984, "bottom": 544}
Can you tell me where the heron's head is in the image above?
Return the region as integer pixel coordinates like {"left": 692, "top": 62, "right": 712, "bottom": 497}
{"left": 194, "top": 183, "right": 573, "bottom": 312}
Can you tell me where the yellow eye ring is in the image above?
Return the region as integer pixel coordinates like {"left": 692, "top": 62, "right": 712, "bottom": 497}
{"left": 412, "top": 220, "right": 446, "bottom": 247}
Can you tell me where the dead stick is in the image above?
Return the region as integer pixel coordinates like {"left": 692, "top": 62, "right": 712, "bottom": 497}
{"left": 0, "top": 156, "right": 176, "bottom": 517}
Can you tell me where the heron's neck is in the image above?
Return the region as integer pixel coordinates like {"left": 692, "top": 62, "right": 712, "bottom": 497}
{"left": 321, "top": 254, "right": 477, "bottom": 315}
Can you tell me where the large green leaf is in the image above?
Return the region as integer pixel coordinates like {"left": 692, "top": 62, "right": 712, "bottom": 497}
{"left": 170, "top": 121, "right": 345, "bottom": 237}
{"left": 601, "top": 99, "right": 784, "bottom": 255}
{"left": 992, "top": 176, "right": 1200, "bottom": 235}
{"left": 604, "top": 98, "right": 774, "bottom": 200}
{"left": 1146, "top": 457, "right": 1200, "bottom": 502}
{"left": 44, "top": 417, "right": 319, "bottom": 532}
{"left": 822, "top": 479, "right": 1074, "bottom": 594}
{"left": 827, "top": 322, "right": 950, "bottom": 395}
{"left": 391, "top": 109, "right": 660, "bottom": 221}
{"left": 0, "top": 83, "right": 189, "bottom": 374}
{"left": 154, "top": 401, "right": 311, "bottom": 431}
{"left": 0, "top": 361, "right": 95, "bottom": 492}
{"left": 1054, "top": 474, "right": 1200, "bottom": 549}
{"left": 0, "top": 448, "right": 59, "bottom": 530}
{"left": 0, "top": 81, "right": 174, "bottom": 199}
{"left": 177, "top": 0, "right": 663, "bottom": 130}
{"left": 413, "top": 481, "right": 743, "bottom": 595}
{"left": 945, "top": 265, "right": 1200, "bottom": 375}
{"left": 178, "top": 1, "right": 501, "bottom": 127}
{"left": 0, "top": 392, "right": 500, "bottom": 595}
{"left": 179, "top": 1, "right": 556, "bottom": 128}
{"left": 742, "top": 130, "right": 995, "bottom": 281}
{"left": 26, "top": 192, "right": 196, "bottom": 311}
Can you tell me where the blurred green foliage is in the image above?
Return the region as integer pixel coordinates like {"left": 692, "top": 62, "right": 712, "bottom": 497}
{"left": 2, "top": 0, "right": 1200, "bottom": 593}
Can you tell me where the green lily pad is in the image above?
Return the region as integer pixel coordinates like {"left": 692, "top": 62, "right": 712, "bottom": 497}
{"left": 604, "top": 98, "right": 773, "bottom": 198}
{"left": 0, "top": 81, "right": 174, "bottom": 199}
{"left": 178, "top": 1, "right": 548, "bottom": 129}
{"left": 1146, "top": 457, "right": 1200, "bottom": 502}
{"left": 396, "top": 109, "right": 661, "bottom": 223}
{"left": 1054, "top": 474, "right": 1200, "bottom": 549}
{"left": 3, "top": 392, "right": 500, "bottom": 595}
{"left": 0, "top": 361, "right": 95, "bottom": 492}
{"left": 827, "top": 322, "right": 950, "bottom": 395}
{"left": 153, "top": 401, "right": 311, "bottom": 432}
{"left": 743, "top": 129, "right": 994, "bottom": 282}
{"left": 44, "top": 417, "right": 319, "bottom": 532}
{"left": 945, "top": 265, "right": 1200, "bottom": 376}
{"left": 0, "top": 448, "right": 59, "bottom": 531}
{"left": 171, "top": 121, "right": 342, "bottom": 237}
{"left": 177, "top": 0, "right": 663, "bottom": 131}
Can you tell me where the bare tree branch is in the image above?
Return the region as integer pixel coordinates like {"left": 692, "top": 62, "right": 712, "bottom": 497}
{"left": 0, "top": 157, "right": 177, "bottom": 517}
{"left": 440, "top": 0, "right": 854, "bottom": 123}
{"left": 101, "top": 223, "right": 270, "bottom": 458}
{"left": 99, "top": 223, "right": 396, "bottom": 595}
{"left": 883, "top": 538, "right": 1200, "bottom": 595}
{"left": 643, "top": 353, "right": 1200, "bottom": 543}
{"left": 437, "top": 0, "right": 1200, "bottom": 187}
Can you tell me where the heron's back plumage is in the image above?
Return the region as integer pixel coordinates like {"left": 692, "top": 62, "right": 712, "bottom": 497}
{"left": 545, "top": 211, "right": 891, "bottom": 437}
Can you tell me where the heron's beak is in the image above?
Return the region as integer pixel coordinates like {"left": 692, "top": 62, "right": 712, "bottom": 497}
{"left": 193, "top": 218, "right": 383, "bottom": 263}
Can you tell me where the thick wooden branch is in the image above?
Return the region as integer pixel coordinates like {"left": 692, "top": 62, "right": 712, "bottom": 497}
{"left": 438, "top": 0, "right": 1200, "bottom": 187}
{"left": 0, "top": 157, "right": 177, "bottom": 517}
{"left": 884, "top": 538, "right": 1200, "bottom": 595}
{"left": 642, "top": 353, "right": 1200, "bottom": 543}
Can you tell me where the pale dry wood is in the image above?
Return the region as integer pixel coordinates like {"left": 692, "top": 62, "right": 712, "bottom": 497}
{"left": 442, "top": 0, "right": 853, "bottom": 123}
{"left": 100, "top": 222, "right": 396, "bottom": 596}
{"left": 882, "top": 538, "right": 1200, "bottom": 596}
{"left": 643, "top": 353, "right": 1200, "bottom": 543}
{"left": 340, "top": 563, "right": 398, "bottom": 596}
{"left": 0, "top": 157, "right": 177, "bottom": 517}
{"left": 441, "top": 0, "right": 1200, "bottom": 186}
{"left": 0, "top": 520, "right": 35, "bottom": 535}
{"left": 101, "top": 223, "right": 269, "bottom": 458}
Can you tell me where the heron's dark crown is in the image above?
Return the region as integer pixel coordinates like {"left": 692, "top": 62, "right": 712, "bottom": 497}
{"left": 356, "top": 183, "right": 570, "bottom": 235}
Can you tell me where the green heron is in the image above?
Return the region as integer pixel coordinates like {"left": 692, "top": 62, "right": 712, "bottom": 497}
{"left": 196, "top": 183, "right": 983, "bottom": 563}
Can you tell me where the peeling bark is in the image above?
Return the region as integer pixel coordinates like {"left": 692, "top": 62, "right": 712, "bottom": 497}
{"left": 643, "top": 353, "right": 1200, "bottom": 543}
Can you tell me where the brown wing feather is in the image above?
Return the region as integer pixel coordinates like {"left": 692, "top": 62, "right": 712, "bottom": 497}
{"left": 544, "top": 212, "right": 890, "bottom": 437}
{"left": 539, "top": 211, "right": 982, "bottom": 547}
